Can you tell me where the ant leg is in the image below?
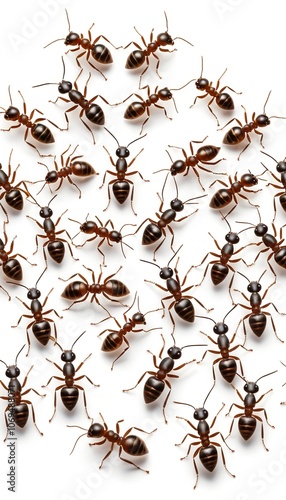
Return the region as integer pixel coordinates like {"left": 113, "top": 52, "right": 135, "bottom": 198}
{"left": 139, "top": 111, "right": 150, "bottom": 136}
{"left": 48, "top": 385, "right": 64, "bottom": 422}
{"left": 122, "top": 371, "right": 154, "bottom": 392}
{"left": 79, "top": 113, "right": 96, "bottom": 145}
{"left": 110, "top": 339, "right": 130, "bottom": 370}
{"left": 207, "top": 98, "right": 220, "bottom": 126}
{"left": 218, "top": 117, "right": 243, "bottom": 131}
{"left": 190, "top": 94, "right": 208, "bottom": 109}
{"left": 212, "top": 441, "right": 236, "bottom": 476}
{"left": 154, "top": 103, "right": 173, "bottom": 120}
{"left": 220, "top": 85, "right": 242, "bottom": 95}
{"left": 74, "top": 384, "right": 92, "bottom": 419}
{"left": 118, "top": 447, "right": 149, "bottom": 473}
{"left": 22, "top": 399, "right": 43, "bottom": 435}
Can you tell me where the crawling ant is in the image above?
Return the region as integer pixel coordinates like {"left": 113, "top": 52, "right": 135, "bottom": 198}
{"left": 35, "top": 144, "right": 98, "bottom": 198}
{"left": 123, "top": 334, "right": 206, "bottom": 423}
{"left": 219, "top": 91, "right": 286, "bottom": 159}
{"left": 133, "top": 175, "right": 204, "bottom": 260}
{"left": 100, "top": 127, "right": 148, "bottom": 215}
{"left": 154, "top": 136, "right": 224, "bottom": 190}
{"left": 261, "top": 150, "right": 286, "bottom": 219}
{"left": 209, "top": 170, "right": 264, "bottom": 210}
{"left": 44, "top": 9, "right": 119, "bottom": 80}
{"left": 196, "top": 306, "right": 251, "bottom": 383}
{"left": 0, "top": 87, "right": 57, "bottom": 151}
{"left": 10, "top": 269, "right": 62, "bottom": 354}
{"left": 0, "top": 150, "right": 30, "bottom": 211}
{"left": 42, "top": 332, "right": 99, "bottom": 421}
{"left": 0, "top": 345, "right": 45, "bottom": 438}
{"left": 33, "top": 59, "right": 110, "bottom": 144}
{"left": 175, "top": 385, "right": 235, "bottom": 489}
{"left": 67, "top": 413, "right": 156, "bottom": 473}
{"left": 226, "top": 371, "right": 277, "bottom": 451}
{"left": 237, "top": 211, "right": 286, "bottom": 274}
{"left": 114, "top": 82, "right": 189, "bottom": 135}
{"left": 27, "top": 194, "right": 76, "bottom": 265}
{"left": 69, "top": 215, "right": 135, "bottom": 265}
{"left": 190, "top": 211, "right": 251, "bottom": 286}
{"left": 124, "top": 11, "right": 193, "bottom": 87}
{"left": 0, "top": 205, "right": 35, "bottom": 285}
{"left": 141, "top": 246, "right": 213, "bottom": 333}
{"left": 189, "top": 57, "right": 241, "bottom": 126}
{"left": 60, "top": 264, "right": 130, "bottom": 312}
{"left": 229, "top": 270, "right": 286, "bottom": 342}
{"left": 94, "top": 292, "right": 161, "bottom": 369}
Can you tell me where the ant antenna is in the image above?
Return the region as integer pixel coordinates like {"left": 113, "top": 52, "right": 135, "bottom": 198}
{"left": 173, "top": 400, "right": 196, "bottom": 410}
{"left": 164, "top": 11, "right": 169, "bottom": 32}
{"left": 255, "top": 370, "right": 278, "bottom": 384}
{"left": 263, "top": 91, "right": 271, "bottom": 114}
{"left": 35, "top": 267, "right": 47, "bottom": 288}
{"left": 15, "top": 345, "right": 26, "bottom": 365}
{"left": 67, "top": 425, "right": 88, "bottom": 455}
{"left": 170, "top": 79, "right": 195, "bottom": 92}
{"left": 181, "top": 344, "right": 207, "bottom": 350}
{"left": 140, "top": 259, "right": 160, "bottom": 269}
{"left": 168, "top": 244, "right": 183, "bottom": 267}
{"left": 127, "top": 133, "right": 147, "bottom": 148}
{"left": 223, "top": 304, "right": 237, "bottom": 323}
{"left": 8, "top": 86, "right": 13, "bottom": 106}
{"left": 0, "top": 359, "right": 8, "bottom": 368}
{"left": 203, "top": 382, "right": 215, "bottom": 407}
{"left": 236, "top": 271, "right": 250, "bottom": 283}
{"left": 48, "top": 194, "right": 57, "bottom": 207}
{"left": 260, "top": 150, "right": 278, "bottom": 163}
{"left": 195, "top": 315, "right": 216, "bottom": 324}
{"left": 183, "top": 194, "right": 207, "bottom": 205}
{"left": 71, "top": 331, "right": 86, "bottom": 350}
{"left": 65, "top": 8, "right": 71, "bottom": 32}
{"left": 104, "top": 127, "right": 120, "bottom": 147}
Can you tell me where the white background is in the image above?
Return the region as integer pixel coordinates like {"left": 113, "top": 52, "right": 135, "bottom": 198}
{"left": 0, "top": 0, "right": 286, "bottom": 499}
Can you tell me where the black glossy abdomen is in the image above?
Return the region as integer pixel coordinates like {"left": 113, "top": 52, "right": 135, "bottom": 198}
{"left": 31, "top": 123, "right": 55, "bottom": 144}
{"left": 122, "top": 435, "right": 148, "bottom": 456}
{"left": 61, "top": 281, "right": 88, "bottom": 300}
{"left": 60, "top": 387, "right": 79, "bottom": 411}
{"left": 219, "top": 358, "right": 237, "bottom": 383}
{"left": 142, "top": 223, "right": 162, "bottom": 245}
{"left": 125, "top": 50, "right": 145, "bottom": 69}
{"left": 174, "top": 298, "right": 194, "bottom": 322}
{"left": 144, "top": 376, "right": 165, "bottom": 403}
{"left": 210, "top": 263, "right": 229, "bottom": 285}
{"left": 238, "top": 416, "right": 256, "bottom": 440}
{"left": 274, "top": 248, "right": 286, "bottom": 269}
{"left": 32, "top": 320, "right": 51, "bottom": 345}
{"left": 249, "top": 314, "right": 266, "bottom": 337}
{"left": 5, "top": 189, "right": 24, "bottom": 210}
{"left": 85, "top": 105, "right": 105, "bottom": 125}
{"left": 47, "top": 240, "right": 65, "bottom": 263}
{"left": 92, "top": 44, "right": 113, "bottom": 64}
{"left": 209, "top": 189, "right": 232, "bottom": 209}
{"left": 3, "top": 258, "right": 22, "bottom": 281}
{"left": 113, "top": 181, "right": 130, "bottom": 204}
{"left": 223, "top": 127, "right": 245, "bottom": 145}
{"left": 199, "top": 445, "right": 218, "bottom": 472}
{"left": 216, "top": 93, "right": 234, "bottom": 110}
{"left": 13, "top": 403, "right": 29, "bottom": 428}
{"left": 103, "top": 279, "right": 130, "bottom": 297}
{"left": 124, "top": 102, "right": 145, "bottom": 120}
{"left": 101, "top": 332, "right": 122, "bottom": 351}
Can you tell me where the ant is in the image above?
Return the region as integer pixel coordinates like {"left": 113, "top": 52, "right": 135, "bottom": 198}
{"left": 44, "top": 9, "right": 119, "bottom": 80}
{"left": 60, "top": 264, "right": 130, "bottom": 312}
{"left": 141, "top": 246, "right": 213, "bottom": 333}
{"left": 33, "top": 58, "right": 110, "bottom": 144}
{"left": 196, "top": 306, "right": 251, "bottom": 383}
{"left": 42, "top": 331, "right": 99, "bottom": 421}
{"left": 190, "top": 211, "right": 251, "bottom": 286}
{"left": 0, "top": 150, "right": 30, "bottom": 211}
{"left": 219, "top": 91, "right": 286, "bottom": 159}
{"left": 174, "top": 384, "right": 235, "bottom": 489}
{"left": 209, "top": 170, "right": 264, "bottom": 210}
{"left": 226, "top": 370, "right": 277, "bottom": 451}
{"left": 260, "top": 150, "right": 286, "bottom": 219}
{"left": 94, "top": 292, "right": 161, "bottom": 369}
{"left": 0, "top": 204, "right": 36, "bottom": 285}
{"left": 124, "top": 11, "right": 193, "bottom": 87}
{"left": 114, "top": 81, "right": 189, "bottom": 135}
{"left": 100, "top": 127, "right": 148, "bottom": 215}
{"left": 0, "top": 345, "right": 45, "bottom": 438}
{"left": 67, "top": 413, "right": 156, "bottom": 473}
{"left": 27, "top": 194, "right": 76, "bottom": 265}
{"left": 237, "top": 210, "right": 286, "bottom": 275}
{"left": 35, "top": 144, "right": 98, "bottom": 198}
{"left": 133, "top": 175, "right": 204, "bottom": 261}
{"left": 229, "top": 270, "right": 286, "bottom": 342}
{"left": 123, "top": 333, "right": 206, "bottom": 423}
{"left": 189, "top": 57, "right": 241, "bottom": 126}
{"left": 69, "top": 215, "right": 135, "bottom": 266}
{"left": 10, "top": 269, "right": 62, "bottom": 355}
{"left": 154, "top": 136, "right": 224, "bottom": 190}
{"left": 0, "top": 87, "right": 57, "bottom": 151}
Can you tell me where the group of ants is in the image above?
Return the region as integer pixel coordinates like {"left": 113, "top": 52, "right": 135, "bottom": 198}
{"left": 1, "top": 9, "right": 286, "bottom": 490}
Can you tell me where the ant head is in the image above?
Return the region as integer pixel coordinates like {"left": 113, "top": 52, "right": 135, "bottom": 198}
{"left": 40, "top": 206, "right": 53, "bottom": 218}
{"left": 132, "top": 312, "right": 146, "bottom": 325}
{"left": 109, "top": 231, "right": 122, "bottom": 243}
{"left": 247, "top": 281, "right": 261, "bottom": 293}
{"left": 58, "top": 80, "right": 72, "bottom": 94}
{"left": 64, "top": 32, "right": 80, "bottom": 46}
{"left": 158, "top": 88, "right": 173, "bottom": 101}
{"left": 256, "top": 114, "right": 270, "bottom": 127}
{"left": 160, "top": 266, "right": 173, "bottom": 279}
{"left": 244, "top": 381, "right": 259, "bottom": 393}
{"left": 116, "top": 146, "right": 130, "bottom": 159}
{"left": 254, "top": 222, "right": 268, "bottom": 237}
{"left": 45, "top": 171, "right": 58, "bottom": 184}
{"left": 80, "top": 221, "right": 96, "bottom": 234}
{"left": 277, "top": 161, "right": 286, "bottom": 173}
{"left": 194, "top": 407, "right": 208, "bottom": 420}
{"left": 225, "top": 231, "right": 239, "bottom": 244}
{"left": 213, "top": 322, "right": 228, "bottom": 335}
{"left": 195, "top": 78, "right": 209, "bottom": 91}
{"left": 157, "top": 32, "right": 174, "bottom": 46}
{"left": 167, "top": 346, "right": 182, "bottom": 359}
{"left": 170, "top": 160, "right": 185, "bottom": 176}
{"left": 5, "top": 365, "right": 20, "bottom": 378}
{"left": 88, "top": 423, "right": 105, "bottom": 438}
{"left": 27, "top": 287, "right": 41, "bottom": 300}
{"left": 4, "top": 106, "right": 20, "bottom": 121}
{"left": 170, "top": 198, "right": 184, "bottom": 212}
{"left": 61, "top": 350, "right": 76, "bottom": 362}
